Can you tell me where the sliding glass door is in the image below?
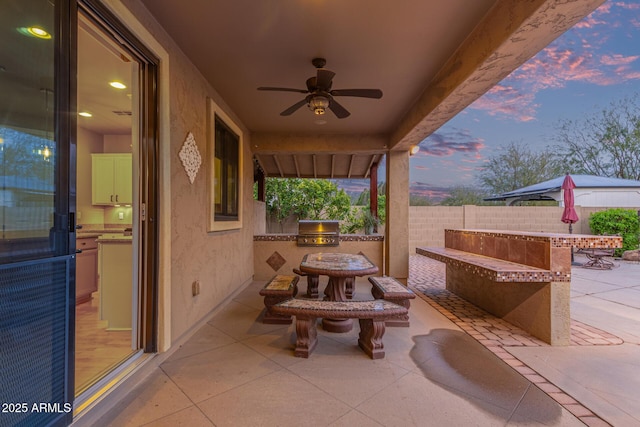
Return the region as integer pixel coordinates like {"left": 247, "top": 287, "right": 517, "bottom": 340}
{"left": 0, "top": 1, "right": 76, "bottom": 426}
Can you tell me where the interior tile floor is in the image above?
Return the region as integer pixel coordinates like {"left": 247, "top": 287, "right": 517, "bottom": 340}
{"left": 83, "top": 254, "right": 640, "bottom": 427}
{"left": 75, "top": 293, "right": 135, "bottom": 394}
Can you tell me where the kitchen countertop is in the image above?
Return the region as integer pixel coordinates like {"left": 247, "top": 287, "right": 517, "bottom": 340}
{"left": 96, "top": 234, "right": 133, "bottom": 243}
{"left": 77, "top": 232, "right": 102, "bottom": 239}
{"left": 77, "top": 224, "right": 132, "bottom": 241}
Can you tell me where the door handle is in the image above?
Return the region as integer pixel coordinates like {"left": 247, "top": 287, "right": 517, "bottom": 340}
{"left": 76, "top": 249, "right": 83, "bottom": 254}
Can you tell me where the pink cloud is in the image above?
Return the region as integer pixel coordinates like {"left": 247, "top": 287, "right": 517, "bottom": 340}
{"left": 601, "top": 54, "right": 640, "bottom": 66}
{"left": 614, "top": 2, "right": 640, "bottom": 10}
{"left": 469, "top": 1, "right": 640, "bottom": 122}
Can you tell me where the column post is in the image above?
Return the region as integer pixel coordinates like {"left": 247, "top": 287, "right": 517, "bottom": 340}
{"left": 385, "top": 150, "right": 409, "bottom": 283}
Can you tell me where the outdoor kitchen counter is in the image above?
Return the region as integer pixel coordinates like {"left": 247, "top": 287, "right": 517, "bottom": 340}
{"left": 254, "top": 234, "right": 384, "bottom": 242}
{"left": 417, "top": 229, "right": 623, "bottom": 345}
{"left": 253, "top": 234, "right": 384, "bottom": 281}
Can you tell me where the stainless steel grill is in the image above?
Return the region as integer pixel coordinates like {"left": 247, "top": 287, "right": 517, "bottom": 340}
{"left": 297, "top": 220, "right": 340, "bottom": 247}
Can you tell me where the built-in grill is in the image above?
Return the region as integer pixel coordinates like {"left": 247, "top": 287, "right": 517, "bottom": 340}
{"left": 297, "top": 220, "right": 340, "bottom": 247}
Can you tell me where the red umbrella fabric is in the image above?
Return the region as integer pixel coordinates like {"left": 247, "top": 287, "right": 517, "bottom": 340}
{"left": 561, "top": 174, "right": 579, "bottom": 225}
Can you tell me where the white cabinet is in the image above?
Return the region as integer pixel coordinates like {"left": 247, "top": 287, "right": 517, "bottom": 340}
{"left": 91, "top": 153, "right": 132, "bottom": 205}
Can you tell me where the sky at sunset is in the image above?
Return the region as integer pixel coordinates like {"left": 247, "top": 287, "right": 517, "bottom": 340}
{"left": 408, "top": 1, "right": 640, "bottom": 199}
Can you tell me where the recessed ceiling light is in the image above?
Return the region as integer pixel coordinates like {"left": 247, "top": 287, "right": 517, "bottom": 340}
{"left": 18, "top": 26, "right": 51, "bottom": 39}
{"left": 79, "top": 111, "right": 92, "bottom": 117}
{"left": 109, "top": 81, "right": 127, "bottom": 89}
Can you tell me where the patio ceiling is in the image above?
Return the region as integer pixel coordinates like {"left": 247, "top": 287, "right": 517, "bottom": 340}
{"left": 139, "top": 0, "right": 604, "bottom": 178}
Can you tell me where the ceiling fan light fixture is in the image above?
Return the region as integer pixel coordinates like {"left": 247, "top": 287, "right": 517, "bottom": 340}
{"left": 308, "top": 95, "right": 330, "bottom": 115}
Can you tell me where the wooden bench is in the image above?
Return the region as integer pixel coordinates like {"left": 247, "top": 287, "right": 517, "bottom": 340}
{"left": 270, "top": 299, "right": 408, "bottom": 359}
{"left": 368, "top": 276, "right": 416, "bottom": 327}
{"left": 259, "top": 275, "right": 299, "bottom": 324}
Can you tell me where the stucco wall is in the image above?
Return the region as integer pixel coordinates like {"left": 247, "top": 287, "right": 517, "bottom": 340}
{"left": 115, "top": 0, "right": 255, "bottom": 346}
{"left": 409, "top": 205, "right": 640, "bottom": 252}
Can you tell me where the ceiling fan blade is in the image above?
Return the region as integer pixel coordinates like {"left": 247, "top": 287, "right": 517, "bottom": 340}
{"left": 316, "top": 69, "right": 335, "bottom": 91}
{"left": 280, "top": 99, "right": 308, "bottom": 116}
{"left": 330, "top": 88, "right": 383, "bottom": 99}
{"left": 258, "top": 86, "right": 308, "bottom": 94}
{"left": 328, "top": 98, "right": 350, "bottom": 119}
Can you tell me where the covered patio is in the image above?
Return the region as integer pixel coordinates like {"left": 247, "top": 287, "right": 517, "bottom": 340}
{"left": 136, "top": 0, "right": 606, "bottom": 283}
{"left": 70, "top": 0, "right": 618, "bottom": 425}
{"left": 80, "top": 254, "right": 640, "bottom": 426}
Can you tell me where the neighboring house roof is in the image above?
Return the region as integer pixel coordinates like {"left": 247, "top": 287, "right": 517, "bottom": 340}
{"left": 484, "top": 175, "right": 640, "bottom": 204}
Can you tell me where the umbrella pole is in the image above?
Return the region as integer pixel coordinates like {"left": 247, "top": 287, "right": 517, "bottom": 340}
{"left": 569, "top": 223, "right": 575, "bottom": 264}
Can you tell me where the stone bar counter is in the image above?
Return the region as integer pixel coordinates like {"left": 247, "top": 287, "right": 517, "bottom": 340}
{"left": 417, "top": 229, "right": 622, "bottom": 345}
{"left": 254, "top": 234, "right": 384, "bottom": 282}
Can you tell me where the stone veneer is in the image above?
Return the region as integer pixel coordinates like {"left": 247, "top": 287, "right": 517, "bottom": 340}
{"left": 253, "top": 234, "right": 384, "bottom": 242}
{"left": 416, "top": 247, "right": 569, "bottom": 283}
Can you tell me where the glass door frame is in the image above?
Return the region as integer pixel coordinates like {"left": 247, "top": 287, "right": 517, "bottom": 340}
{"left": 0, "top": 0, "right": 76, "bottom": 425}
{"left": 77, "top": 0, "right": 159, "bottom": 356}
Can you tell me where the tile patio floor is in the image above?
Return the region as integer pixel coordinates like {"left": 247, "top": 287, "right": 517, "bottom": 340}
{"left": 80, "top": 253, "right": 640, "bottom": 427}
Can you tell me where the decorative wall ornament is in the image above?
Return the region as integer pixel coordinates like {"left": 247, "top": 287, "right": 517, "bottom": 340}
{"left": 179, "top": 132, "right": 202, "bottom": 184}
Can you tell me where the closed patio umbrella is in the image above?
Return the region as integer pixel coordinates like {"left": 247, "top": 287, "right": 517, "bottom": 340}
{"left": 561, "top": 173, "right": 579, "bottom": 232}
{"left": 561, "top": 173, "right": 579, "bottom": 264}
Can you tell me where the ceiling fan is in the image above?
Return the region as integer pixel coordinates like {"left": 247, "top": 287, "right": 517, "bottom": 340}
{"left": 257, "top": 58, "right": 383, "bottom": 119}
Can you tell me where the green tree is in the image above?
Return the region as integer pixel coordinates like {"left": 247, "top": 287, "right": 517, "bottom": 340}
{"left": 297, "top": 179, "right": 351, "bottom": 220}
{"left": 264, "top": 178, "right": 303, "bottom": 231}
{"left": 264, "top": 178, "right": 352, "bottom": 228}
{"left": 555, "top": 95, "right": 640, "bottom": 180}
{"left": 353, "top": 183, "right": 386, "bottom": 224}
{"left": 440, "top": 186, "right": 489, "bottom": 206}
{"left": 589, "top": 209, "right": 639, "bottom": 256}
{"left": 479, "top": 141, "right": 566, "bottom": 195}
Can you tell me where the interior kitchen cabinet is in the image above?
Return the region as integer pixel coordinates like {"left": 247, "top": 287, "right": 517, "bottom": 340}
{"left": 91, "top": 153, "right": 132, "bottom": 205}
{"left": 76, "top": 236, "right": 98, "bottom": 304}
{"left": 98, "top": 235, "right": 133, "bottom": 331}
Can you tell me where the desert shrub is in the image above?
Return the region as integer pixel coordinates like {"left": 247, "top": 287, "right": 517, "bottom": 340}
{"left": 589, "top": 208, "right": 640, "bottom": 256}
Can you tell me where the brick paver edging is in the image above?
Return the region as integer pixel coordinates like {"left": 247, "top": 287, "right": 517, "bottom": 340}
{"left": 409, "top": 255, "right": 623, "bottom": 427}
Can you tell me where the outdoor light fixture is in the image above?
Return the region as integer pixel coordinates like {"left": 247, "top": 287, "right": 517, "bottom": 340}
{"left": 410, "top": 145, "right": 420, "bottom": 156}
{"left": 308, "top": 95, "right": 330, "bottom": 115}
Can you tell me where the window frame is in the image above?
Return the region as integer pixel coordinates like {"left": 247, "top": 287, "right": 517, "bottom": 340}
{"left": 207, "top": 97, "right": 243, "bottom": 232}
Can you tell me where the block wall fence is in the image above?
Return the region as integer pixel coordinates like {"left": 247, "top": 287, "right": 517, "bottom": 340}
{"left": 254, "top": 201, "right": 639, "bottom": 254}
{"left": 409, "top": 206, "right": 640, "bottom": 253}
